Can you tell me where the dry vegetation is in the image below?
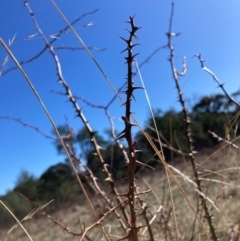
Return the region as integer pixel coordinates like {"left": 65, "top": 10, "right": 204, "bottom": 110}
{"left": 0, "top": 146, "right": 240, "bottom": 241}
{"left": 0, "top": 1, "right": 240, "bottom": 241}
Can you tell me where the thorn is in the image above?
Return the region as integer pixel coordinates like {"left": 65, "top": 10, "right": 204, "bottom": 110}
{"left": 117, "top": 127, "right": 126, "bottom": 137}
{"left": 135, "top": 224, "right": 146, "bottom": 230}
{"left": 105, "top": 177, "right": 114, "bottom": 183}
{"left": 130, "top": 123, "right": 138, "bottom": 128}
{"left": 113, "top": 133, "right": 126, "bottom": 142}
{"left": 133, "top": 34, "right": 140, "bottom": 40}
{"left": 121, "top": 116, "right": 127, "bottom": 122}
{"left": 166, "top": 32, "right": 181, "bottom": 37}
{"left": 121, "top": 101, "right": 127, "bottom": 107}
{"left": 96, "top": 144, "right": 104, "bottom": 150}
{"left": 133, "top": 26, "right": 141, "bottom": 32}
{"left": 120, "top": 47, "right": 129, "bottom": 54}
{"left": 131, "top": 93, "right": 136, "bottom": 101}
{"left": 132, "top": 43, "right": 140, "bottom": 48}
{"left": 132, "top": 53, "right": 140, "bottom": 59}
{"left": 120, "top": 36, "right": 129, "bottom": 44}
{"left": 125, "top": 29, "right": 132, "bottom": 35}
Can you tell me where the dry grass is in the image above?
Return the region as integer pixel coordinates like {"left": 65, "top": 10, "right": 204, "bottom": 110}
{"left": 0, "top": 144, "right": 239, "bottom": 241}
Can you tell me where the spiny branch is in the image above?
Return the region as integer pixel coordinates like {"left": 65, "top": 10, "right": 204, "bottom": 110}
{"left": 23, "top": 0, "right": 129, "bottom": 228}
{"left": 167, "top": 3, "right": 217, "bottom": 241}
{"left": 119, "top": 16, "right": 144, "bottom": 241}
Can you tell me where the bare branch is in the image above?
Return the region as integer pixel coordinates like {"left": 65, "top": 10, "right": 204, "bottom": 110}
{"left": 208, "top": 130, "right": 240, "bottom": 151}
{"left": 1, "top": 9, "right": 100, "bottom": 76}
{"left": 0, "top": 116, "right": 55, "bottom": 140}
{"left": 54, "top": 45, "right": 106, "bottom": 52}
{"left": 195, "top": 54, "right": 240, "bottom": 109}
{"left": 167, "top": 3, "right": 217, "bottom": 241}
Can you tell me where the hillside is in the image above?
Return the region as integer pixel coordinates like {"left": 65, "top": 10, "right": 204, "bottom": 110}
{"left": 1, "top": 144, "right": 239, "bottom": 241}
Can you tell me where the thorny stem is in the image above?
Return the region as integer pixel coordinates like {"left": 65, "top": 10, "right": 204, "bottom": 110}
{"left": 64, "top": 140, "right": 128, "bottom": 232}
{"left": 51, "top": 90, "right": 130, "bottom": 165}
{"left": 23, "top": 0, "right": 129, "bottom": 231}
{"left": 167, "top": 3, "right": 218, "bottom": 241}
{"left": 119, "top": 16, "right": 143, "bottom": 241}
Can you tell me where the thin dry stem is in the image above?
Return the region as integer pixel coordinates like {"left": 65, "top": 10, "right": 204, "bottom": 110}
{"left": 119, "top": 15, "right": 143, "bottom": 241}
{"left": 0, "top": 200, "right": 33, "bottom": 241}
{"left": 167, "top": 2, "right": 218, "bottom": 240}
{"left": 1, "top": 9, "right": 100, "bottom": 76}
{"left": 22, "top": 2, "right": 129, "bottom": 234}
{"left": 143, "top": 132, "right": 212, "bottom": 241}
{"left": 0, "top": 116, "right": 55, "bottom": 140}
{"left": 209, "top": 131, "right": 240, "bottom": 151}
{"left": 78, "top": 199, "right": 128, "bottom": 241}
{"left": 195, "top": 54, "right": 240, "bottom": 109}
{"left": 0, "top": 35, "right": 97, "bottom": 234}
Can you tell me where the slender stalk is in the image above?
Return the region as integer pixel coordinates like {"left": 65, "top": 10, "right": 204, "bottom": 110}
{"left": 119, "top": 16, "right": 143, "bottom": 241}
{"left": 167, "top": 3, "right": 217, "bottom": 240}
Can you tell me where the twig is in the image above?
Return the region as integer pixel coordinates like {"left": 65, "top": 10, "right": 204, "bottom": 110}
{"left": 208, "top": 130, "right": 240, "bottom": 151}
{"left": 52, "top": 90, "right": 130, "bottom": 165}
{"left": 0, "top": 201, "right": 33, "bottom": 241}
{"left": 1, "top": 2, "right": 98, "bottom": 235}
{"left": 167, "top": 3, "right": 218, "bottom": 241}
{"left": 195, "top": 54, "right": 240, "bottom": 109}
{"left": 133, "top": 44, "right": 168, "bottom": 74}
{"left": 2, "top": 9, "right": 100, "bottom": 76}
{"left": 14, "top": 191, "right": 93, "bottom": 240}
{"left": 54, "top": 45, "right": 106, "bottom": 52}
{"left": 0, "top": 116, "right": 55, "bottom": 140}
{"left": 143, "top": 130, "right": 212, "bottom": 241}
{"left": 138, "top": 198, "right": 154, "bottom": 241}
{"left": 78, "top": 199, "right": 128, "bottom": 241}
{"left": 64, "top": 139, "right": 128, "bottom": 232}
{"left": 23, "top": 0, "right": 129, "bottom": 231}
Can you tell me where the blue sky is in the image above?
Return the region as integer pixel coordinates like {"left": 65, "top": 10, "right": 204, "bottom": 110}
{"left": 0, "top": 0, "right": 239, "bottom": 195}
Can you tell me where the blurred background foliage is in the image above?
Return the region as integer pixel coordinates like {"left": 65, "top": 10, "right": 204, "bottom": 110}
{"left": 1, "top": 92, "right": 239, "bottom": 227}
